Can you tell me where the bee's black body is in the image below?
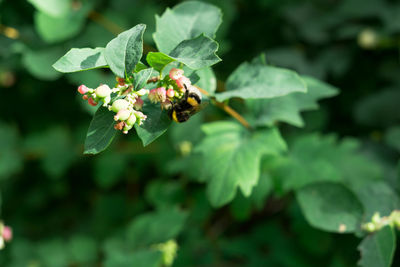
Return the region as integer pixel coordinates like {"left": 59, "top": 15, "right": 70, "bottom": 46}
{"left": 169, "top": 87, "right": 202, "bottom": 123}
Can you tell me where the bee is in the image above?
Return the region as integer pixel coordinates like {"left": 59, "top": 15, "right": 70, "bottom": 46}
{"left": 169, "top": 85, "right": 203, "bottom": 123}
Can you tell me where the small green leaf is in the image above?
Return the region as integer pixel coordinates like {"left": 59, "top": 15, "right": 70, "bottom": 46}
{"left": 296, "top": 182, "right": 363, "bottom": 233}
{"left": 133, "top": 68, "right": 153, "bottom": 90}
{"left": 146, "top": 52, "right": 175, "bottom": 73}
{"left": 154, "top": 1, "right": 222, "bottom": 53}
{"left": 105, "top": 24, "right": 146, "bottom": 78}
{"left": 169, "top": 34, "right": 221, "bottom": 70}
{"left": 195, "top": 122, "right": 286, "bottom": 207}
{"left": 215, "top": 62, "right": 307, "bottom": 102}
{"left": 53, "top": 48, "right": 108, "bottom": 73}
{"left": 84, "top": 107, "right": 117, "bottom": 154}
{"left": 358, "top": 226, "right": 396, "bottom": 267}
{"left": 135, "top": 101, "right": 171, "bottom": 146}
{"left": 126, "top": 208, "right": 187, "bottom": 247}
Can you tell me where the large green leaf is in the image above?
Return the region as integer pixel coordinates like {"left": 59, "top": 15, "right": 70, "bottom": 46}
{"left": 296, "top": 182, "right": 363, "bottom": 233}
{"left": 215, "top": 62, "right": 307, "bottom": 102}
{"left": 274, "top": 134, "right": 382, "bottom": 193}
{"left": 195, "top": 67, "right": 217, "bottom": 96}
{"left": 28, "top": 0, "right": 71, "bottom": 17}
{"left": 135, "top": 101, "right": 171, "bottom": 146}
{"left": 153, "top": 1, "right": 222, "bottom": 53}
{"left": 53, "top": 48, "right": 108, "bottom": 73}
{"left": 34, "top": 10, "right": 86, "bottom": 43}
{"left": 147, "top": 35, "right": 221, "bottom": 71}
{"left": 126, "top": 208, "right": 187, "bottom": 247}
{"left": 105, "top": 24, "right": 146, "bottom": 78}
{"left": 358, "top": 226, "right": 396, "bottom": 267}
{"left": 169, "top": 35, "right": 221, "bottom": 69}
{"left": 246, "top": 75, "right": 338, "bottom": 127}
{"left": 195, "top": 121, "right": 286, "bottom": 207}
{"left": 22, "top": 47, "right": 64, "bottom": 80}
{"left": 84, "top": 107, "right": 117, "bottom": 155}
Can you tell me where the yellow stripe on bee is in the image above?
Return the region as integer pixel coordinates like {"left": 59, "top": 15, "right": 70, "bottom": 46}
{"left": 172, "top": 110, "right": 179, "bottom": 122}
{"left": 187, "top": 97, "right": 198, "bottom": 107}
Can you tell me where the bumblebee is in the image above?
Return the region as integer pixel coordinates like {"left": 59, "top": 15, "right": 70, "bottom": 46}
{"left": 169, "top": 85, "right": 203, "bottom": 123}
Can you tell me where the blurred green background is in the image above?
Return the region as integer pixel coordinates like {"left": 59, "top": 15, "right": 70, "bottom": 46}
{"left": 1, "top": 0, "right": 400, "bottom": 266}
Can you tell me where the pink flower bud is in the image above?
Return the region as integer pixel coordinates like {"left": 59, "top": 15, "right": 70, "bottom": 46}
{"left": 88, "top": 97, "right": 98, "bottom": 106}
{"left": 148, "top": 87, "right": 166, "bottom": 103}
{"left": 2, "top": 226, "right": 12, "bottom": 242}
{"left": 176, "top": 76, "right": 191, "bottom": 90}
{"left": 134, "top": 110, "right": 147, "bottom": 125}
{"left": 167, "top": 88, "right": 175, "bottom": 98}
{"left": 114, "top": 109, "right": 131, "bottom": 121}
{"left": 169, "top": 68, "right": 184, "bottom": 81}
{"left": 133, "top": 97, "right": 144, "bottom": 110}
{"left": 82, "top": 95, "right": 89, "bottom": 100}
{"left": 78, "top": 85, "right": 89, "bottom": 94}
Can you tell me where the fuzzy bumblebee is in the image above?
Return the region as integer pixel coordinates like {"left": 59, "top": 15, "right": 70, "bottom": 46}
{"left": 169, "top": 85, "right": 202, "bottom": 123}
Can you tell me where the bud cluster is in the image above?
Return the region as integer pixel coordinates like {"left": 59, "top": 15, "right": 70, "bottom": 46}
{"left": 362, "top": 210, "right": 400, "bottom": 233}
{"left": 0, "top": 221, "right": 12, "bottom": 249}
{"left": 76, "top": 68, "right": 193, "bottom": 135}
{"left": 77, "top": 77, "right": 149, "bottom": 134}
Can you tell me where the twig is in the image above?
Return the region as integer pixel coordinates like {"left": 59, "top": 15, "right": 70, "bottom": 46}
{"left": 196, "top": 87, "right": 251, "bottom": 129}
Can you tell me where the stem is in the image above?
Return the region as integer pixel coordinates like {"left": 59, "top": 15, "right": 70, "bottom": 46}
{"left": 88, "top": 13, "right": 252, "bottom": 129}
{"left": 196, "top": 87, "right": 251, "bottom": 129}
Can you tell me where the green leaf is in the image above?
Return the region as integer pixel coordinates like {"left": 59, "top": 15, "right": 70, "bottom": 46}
{"left": 53, "top": 48, "right": 108, "bottom": 73}
{"left": 34, "top": 10, "right": 86, "bottom": 43}
{"left": 105, "top": 249, "right": 162, "bottom": 267}
{"left": 84, "top": 107, "right": 117, "bottom": 155}
{"left": 135, "top": 101, "right": 171, "bottom": 146}
{"left": 105, "top": 24, "right": 146, "bottom": 78}
{"left": 0, "top": 122, "right": 22, "bottom": 180}
{"left": 246, "top": 75, "right": 338, "bottom": 127}
{"left": 24, "top": 127, "right": 76, "bottom": 178}
{"left": 147, "top": 35, "right": 221, "bottom": 71}
{"left": 133, "top": 68, "right": 153, "bottom": 90}
{"left": 153, "top": 1, "right": 222, "bottom": 53}
{"left": 358, "top": 226, "right": 396, "bottom": 267}
{"left": 22, "top": 47, "right": 64, "bottom": 80}
{"left": 68, "top": 235, "right": 98, "bottom": 264}
{"left": 274, "top": 134, "right": 382, "bottom": 193}
{"left": 195, "top": 67, "right": 217, "bottom": 96}
{"left": 146, "top": 52, "right": 175, "bottom": 73}
{"left": 215, "top": 62, "right": 307, "bottom": 102}
{"left": 169, "top": 34, "right": 221, "bottom": 70}
{"left": 28, "top": 0, "right": 71, "bottom": 17}
{"left": 384, "top": 126, "right": 400, "bottom": 152}
{"left": 195, "top": 121, "right": 286, "bottom": 207}
{"left": 126, "top": 208, "right": 187, "bottom": 247}
{"left": 296, "top": 182, "right": 363, "bottom": 233}
{"left": 94, "top": 151, "right": 128, "bottom": 189}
